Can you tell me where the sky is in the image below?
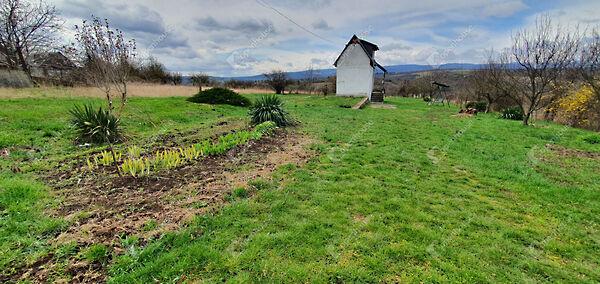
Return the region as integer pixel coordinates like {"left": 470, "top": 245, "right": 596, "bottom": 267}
{"left": 53, "top": 0, "right": 600, "bottom": 76}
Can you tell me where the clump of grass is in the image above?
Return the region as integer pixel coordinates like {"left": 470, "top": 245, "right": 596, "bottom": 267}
{"left": 232, "top": 187, "right": 248, "bottom": 199}
{"left": 86, "top": 150, "right": 123, "bottom": 171}
{"left": 154, "top": 149, "right": 183, "bottom": 170}
{"left": 247, "top": 179, "right": 274, "bottom": 191}
{"left": 249, "top": 95, "right": 294, "bottom": 127}
{"left": 120, "top": 157, "right": 150, "bottom": 177}
{"left": 54, "top": 242, "right": 79, "bottom": 261}
{"left": 83, "top": 244, "right": 110, "bottom": 264}
{"left": 582, "top": 134, "right": 600, "bottom": 144}
{"left": 143, "top": 219, "right": 158, "bottom": 232}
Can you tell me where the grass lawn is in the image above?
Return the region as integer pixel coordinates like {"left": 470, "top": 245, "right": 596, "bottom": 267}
{"left": 1, "top": 92, "right": 599, "bottom": 282}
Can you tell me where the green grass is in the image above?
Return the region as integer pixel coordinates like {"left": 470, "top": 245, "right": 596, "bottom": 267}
{"left": 0, "top": 174, "right": 66, "bottom": 275}
{"left": 1, "top": 94, "right": 599, "bottom": 282}
{"left": 0, "top": 95, "right": 250, "bottom": 275}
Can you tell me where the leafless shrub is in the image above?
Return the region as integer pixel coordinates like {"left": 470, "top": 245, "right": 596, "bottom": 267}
{"left": 190, "top": 73, "right": 210, "bottom": 92}
{"left": 67, "top": 16, "right": 136, "bottom": 116}
{"left": 465, "top": 64, "right": 512, "bottom": 112}
{"left": 264, "top": 70, "right": 291, "bottom": 94}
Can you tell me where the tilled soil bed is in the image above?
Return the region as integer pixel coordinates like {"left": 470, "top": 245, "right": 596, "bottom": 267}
{"left": 10, "top": 130, "right": 314, "bottom": 283}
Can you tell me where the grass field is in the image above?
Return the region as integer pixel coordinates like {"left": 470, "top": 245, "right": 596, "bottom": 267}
{"left": 0, "top": 83, "right": 273, "bottom": 99}
{"left": 1, "top": 89, "right": 599, "bottom": 282}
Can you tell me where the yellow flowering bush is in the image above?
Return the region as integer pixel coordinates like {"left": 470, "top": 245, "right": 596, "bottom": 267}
{"left": 551, "top": 85, "right": 599, "bottom": 130}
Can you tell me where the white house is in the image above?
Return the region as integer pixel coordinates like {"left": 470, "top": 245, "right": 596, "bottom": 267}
{"left": 334, "top": 35, "right": 387, "bottom": 101}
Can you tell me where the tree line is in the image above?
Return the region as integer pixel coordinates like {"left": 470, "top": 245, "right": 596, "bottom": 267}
{"left": 390, "top": 16, "right": 600, "bottom": 128}
{"left": 470, "top": 16, "right": 600, "bottom": 126}
{"left": 0, "top": 0, "right": 213, "bottom": 88}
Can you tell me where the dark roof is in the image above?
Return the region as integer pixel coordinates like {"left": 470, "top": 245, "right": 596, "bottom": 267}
{"left": 334, "top": 35, "right": 387, "bottom": 73}
{"left": 32, "top": 52, "right": 76, "bottom": 70}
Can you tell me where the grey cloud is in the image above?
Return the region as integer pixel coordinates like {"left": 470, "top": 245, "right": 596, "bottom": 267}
{"left": 153, "top": 46, "right": 200, "bottom": 60}
{"left": 381, "top": 42, "right": 412, "bottom": 51}
{"left": 310, "top": 58, "right": 329, "bottom": 65}
{"left": 481, "top": 1, "right": 528, "bottom": 18}
{"left": 60, "top": 0, "right": 166, "bottom": 35}
{"left": 272, "top": 0, "right": 332, "bottom": 10}
{"left": 60, "top": 0, "right": 193, "bottom": 56}
{"left": 312, "top": 19, "right": 332, "bottom": 30}
{"left": 194, "top": 16, "right": 275, "bottom": 34}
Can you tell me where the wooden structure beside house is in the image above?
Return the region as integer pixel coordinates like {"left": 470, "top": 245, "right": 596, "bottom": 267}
{"left": 334, "top": 35, "right": 387, "bottom": 102}
{"left": 31, "top": 52, "right": 77, "bottom": 85}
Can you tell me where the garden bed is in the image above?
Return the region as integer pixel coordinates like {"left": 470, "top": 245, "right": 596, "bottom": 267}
{"left": 10, "top": 130, "right": 315, "bottom": 283}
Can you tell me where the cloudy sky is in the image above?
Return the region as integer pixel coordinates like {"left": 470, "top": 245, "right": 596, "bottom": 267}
{"left": 54, "top": 0, "right": 600, "bottom": 76}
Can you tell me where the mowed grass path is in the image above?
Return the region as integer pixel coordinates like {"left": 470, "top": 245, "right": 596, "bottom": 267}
{"left": 108, "top": 97, "right": 598, "bottom": 282}
{"left": 1, "top": 94, "right": 599, "bottom": 282}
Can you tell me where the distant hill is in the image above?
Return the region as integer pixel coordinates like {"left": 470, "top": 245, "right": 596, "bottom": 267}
{"left": 207, "top": 63, "right": 486, "bottom": 82}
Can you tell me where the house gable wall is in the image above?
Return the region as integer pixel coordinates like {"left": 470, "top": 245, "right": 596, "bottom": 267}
{"left": 335, "top": 43, "right": 374, "bottom": 98}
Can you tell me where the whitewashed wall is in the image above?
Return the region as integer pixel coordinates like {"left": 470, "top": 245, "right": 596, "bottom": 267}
{"left": 336, "top": 44, "right": 374, "bottom": 99}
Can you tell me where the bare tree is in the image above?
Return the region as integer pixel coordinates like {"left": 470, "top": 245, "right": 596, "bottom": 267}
{"left": 305, "top": 65, "right": 317, "bottom": 94}
{"left": 0, "top": 0, "right": 62, "bottom": 79}
{"left": 190, "top": 73, "right": 210, "bottom": 92}
{"left": 320, "top": 75, "right": 336, "bottom": 96}
{"left": 136, "top": 56, "right": 170, "bottom": 83}
{"left": 68, "top": 16, "right": 136, "bottom": 116}
{"left": 264, "top": 70, "right": 290, "bottom": 94}
{"left": 579, "top": 28, "right": 600, "bottom": 100}
{"left": 467, "top": 66, "right": 509, "bottom": 112}
{"left": 169, "top": 72, "right": 182, "bottom": 85}
{"left": 493, "top": 16, "right": 579, "bottom": 125}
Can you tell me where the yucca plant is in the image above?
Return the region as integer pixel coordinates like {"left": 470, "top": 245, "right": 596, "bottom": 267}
{"left": 249, "top": 95, "right": 294, "bottom": 127}
{"left": 70, "top": 104, "right": 122, "bottom": 144}
{"left": 70, "top": 104, "right": 123, "bottom": 176}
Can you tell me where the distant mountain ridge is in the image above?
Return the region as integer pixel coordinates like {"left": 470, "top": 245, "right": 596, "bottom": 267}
{"left": 209, "top": 63, "right": 486, "bottom": 82}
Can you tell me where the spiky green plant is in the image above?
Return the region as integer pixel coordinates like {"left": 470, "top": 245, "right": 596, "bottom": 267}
{"left": 120, "top": 158, "right": 150, "bottom": 177}
{"left": 70, "top": 104, "right": 123, "bottom": 175}
{"left": 154, "top": 149, "right": 182, "bottom": 170}
{"left": 249, "top": 95, "right": 294, "bottom": 127}
{"left": 97, "top": 150, "right": 121, "bottom": 166}
{"left": 127, "top": 145, "right": 142, "bottom": 158}
{"left": 70, "top": 104, "right": 122, "bottom": 144}
{"left": 86, "top": 158, "right": 96, "bottom": 171}
{"left": 179, "top": 146, "right": 202, "bottom": 161}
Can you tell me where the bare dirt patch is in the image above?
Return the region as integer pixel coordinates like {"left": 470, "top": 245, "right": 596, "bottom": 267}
{"left": 546, "top": 144, "right": 600, "bottom": 160}
{"left": 12, "top": 130, "right": 315, "bottom": 283}
{"left": 369, "top": 103, "right": 397, "bottom": 109}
